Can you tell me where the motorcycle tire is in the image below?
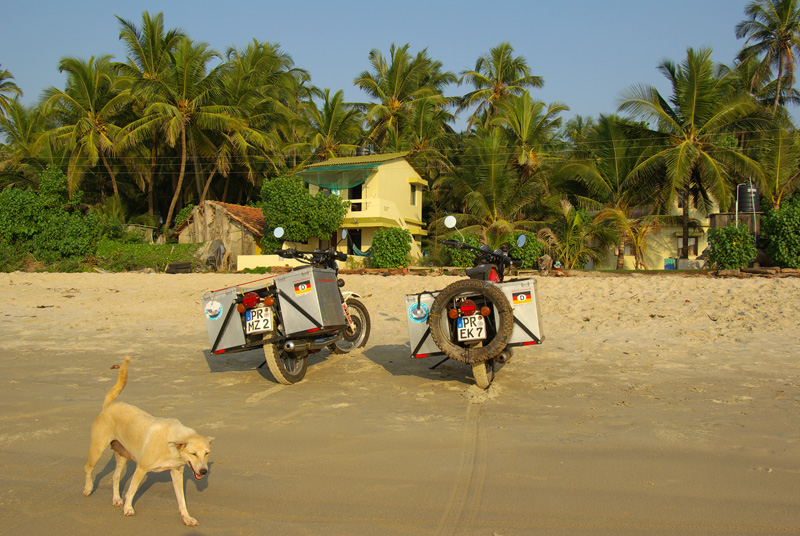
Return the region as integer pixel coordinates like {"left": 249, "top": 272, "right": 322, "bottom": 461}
{"left": 263, "top": 330, "right": 308, "bottom": 385}
{"left": 471, "top": 358, "right": 495, "bottom": 389}
{"left": 428, "top": 279, "right": 513, "bottom": 365}
{"left": 329, "top": 298, "right": 371, "bottom": 354}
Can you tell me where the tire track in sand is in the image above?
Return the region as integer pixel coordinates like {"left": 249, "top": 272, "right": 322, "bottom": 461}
{"left": 434, "top": 402, "right": 489, "bottom": 536}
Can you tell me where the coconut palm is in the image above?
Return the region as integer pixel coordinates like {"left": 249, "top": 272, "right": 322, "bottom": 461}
{"left": 287, "top": 88, "right": 363, "bottom": 163}
{"left": 122, "top": 38, "right": 243, "bottom": 231}
{"left": 491, "top": 92, "right": 568, "bottom": 180}
{"left": 736, "top": 0, "right": 800, "bottom": 112}
{"left": 619, "top": 47, "right": 767, "bottom": 259}
{"left": 115, "top": 11, "right": 186, "bottom": 216}
{"left": 756, "top": 126, "right": 800, "bottom": 208}
{"left": 536, "top": 199, "right": 614, "bottom": 270}
{"left": 458, "top": 42, "right": 543, "bottom": 130}
{"left": 0, "top": 66, "right": 22, "bottom": 118}
{"left": 0, "top": 99, "right": 55, "bottom": 187}
{"left": 354, "top": 43, "right": 455, "bottom": 149}
{"left": 559, "top": 115, "right": 664, "bottom": 268}
{"left": 433, "top": 129, "right": 543, "bottom": 248}
{"left": 41, "top": 55, "right": 131, "bottom": 198}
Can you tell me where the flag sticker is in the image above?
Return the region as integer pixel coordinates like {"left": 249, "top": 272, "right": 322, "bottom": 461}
{"left": 512, "top": 291, "right": 532, "bottom": 305}
{"left": 294, "top": 280, "right": 312, "bottom": 295}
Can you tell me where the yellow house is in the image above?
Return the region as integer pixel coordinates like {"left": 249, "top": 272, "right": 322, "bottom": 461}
{"left": 297, "top": 152, "right": 427, "bottom": 261}
{"left": 594, "top": 202, "right": 714, "bottom": 271}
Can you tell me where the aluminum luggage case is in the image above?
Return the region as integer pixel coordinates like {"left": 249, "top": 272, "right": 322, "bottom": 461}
{"left": 201, "top": 287, "right": 247, "bottom": 352}
{"left": 404, "top": 278, "right": 544, "bottom": 359}
{"left": 273, "top": 266, "right": 346, "bottom": 336}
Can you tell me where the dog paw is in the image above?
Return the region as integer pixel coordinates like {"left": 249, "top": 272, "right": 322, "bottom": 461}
{"left": 113, "top": 498, "right": 123, "bottom": 507}
{"left": 123, "top": 507, "right": 135, "bottom": 517}
{"left": 182, "top": 516, "right": 198, "bottom": 526}
{"left": 82, "top": 489, "right": 92, "bottom": 497}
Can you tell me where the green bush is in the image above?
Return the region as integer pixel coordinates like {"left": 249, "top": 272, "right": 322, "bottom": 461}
{"left": 508, "top": 231, "right": 544, "bottom": 269}
{"left": 707, "top": 223, "right": 757, "bottom": 269}
{"left": 763, "top": 199, "right": 800, "bottom": 268}
{"left": 369, "top": 227, "right": 412, "bottom": 268}
{"left": 444, "top": 234, "right": 481, "bottom": 267}
{"left": 95, "top": 240, "right": 201, "bottom": 272}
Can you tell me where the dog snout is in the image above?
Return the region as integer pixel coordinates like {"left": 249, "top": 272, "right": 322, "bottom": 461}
{"left": 198, "top": 468, "right": 207, "bottom": 476}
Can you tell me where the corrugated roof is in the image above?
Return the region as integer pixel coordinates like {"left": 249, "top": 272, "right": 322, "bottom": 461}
{"left": 303, "top": 152, "right": 409, "bottom": 168}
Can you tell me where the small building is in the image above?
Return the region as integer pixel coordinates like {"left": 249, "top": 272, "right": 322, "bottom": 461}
{"left": 296, "top": 151, "right": 427, "bottom": 259}
{"left": 171, "top": 201, "right": 267, "bottom": 266}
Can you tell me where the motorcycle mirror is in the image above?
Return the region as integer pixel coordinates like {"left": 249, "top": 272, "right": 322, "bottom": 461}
{"left": 273, "top": 227, "right": 285, "bottom": 239}
{"left": 341, "top": 228, "right": 348, "bottom": 240}
{"left": 444, "top": 215, "right": 457, "bottom": 229}
{"left": 517, "top": 234, "right": 527, "bottom": 248}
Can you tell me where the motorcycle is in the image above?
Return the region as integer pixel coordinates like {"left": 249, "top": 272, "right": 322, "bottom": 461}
{"left": 404, "top": 216, "right": 544, "bottom": 389}
{"left": 201, "top": 228, "right": 371, "bottom": 385}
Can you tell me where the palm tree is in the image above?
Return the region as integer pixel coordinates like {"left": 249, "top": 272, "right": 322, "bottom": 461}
{"left": 354, "top": 43, "right": 455, "bottom": 149}
{"left": 736, "top": 0, "right": 800, "bottom": 112}
{"left": 536, "top": 199, "right": 614, "bottom": 269}
{"left": 115, "top": 11, "right": 186, "bottom": 217}
{"left": 458, "top": 42, "right": 543, "bottom": 130}
{"left": 619, "top": 47, "right": 767, "bottom": 259}
{"left": 0, "top": 66, "right": 23, "bottom": 118}
{"left": 288, "top": 88, "right": 363, "bottom": 162}
{"left": 122, "top": 38, "right": 243, "bottom": 232}
{"left": 491, "top": 92, "right": 568, "bottom": 179}
{"left": 559, "top": 115, "right": 664, "bottom": 268}
{"left": 41, "top": 55, "right": 131, "bottom": 198}
{"left": 755, "top": 126, "right": 800, "bottom": 208}
{"left": 433, "top": 129, "right": 543, "bottom": 248}
{"left": 0, "top": 100, "right": 54, "bottom": 187}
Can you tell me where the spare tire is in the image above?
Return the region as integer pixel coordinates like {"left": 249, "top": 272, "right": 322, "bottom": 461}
{"left": 428, "top": 279, "right": 513, "bottom": 364}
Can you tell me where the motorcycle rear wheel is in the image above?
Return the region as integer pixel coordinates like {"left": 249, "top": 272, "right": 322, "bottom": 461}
{"left": 428, "top": 279, "right": 513, "bottom": 367}
{"left": 263, "top": 332, "right": 308, "bottom": 384}
{"left": 329, "top": 298, "right": 371, "bottom": 354}
{"left": 471, "top": 358, "right": 495, "bottom": 389}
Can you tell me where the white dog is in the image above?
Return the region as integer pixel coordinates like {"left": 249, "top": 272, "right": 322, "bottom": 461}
{"left": 83, "top": 357, "right": 214, "bottom": 526}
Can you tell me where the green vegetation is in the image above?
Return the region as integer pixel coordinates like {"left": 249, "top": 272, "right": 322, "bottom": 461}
{"left": 707, "top": 223, "right": 758, "bottom": 269}
{"left": 368, "top": 228, "right": 412, "bottom": 268}
{"left": 763, "top": 195, "right": 800, "bottom": 267}
{"left": 2, "top": 2, "right": 800, "bottom": 272}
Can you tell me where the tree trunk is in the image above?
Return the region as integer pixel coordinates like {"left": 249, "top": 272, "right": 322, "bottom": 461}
{"left": 681, "top": 189, "right": 690, "bottom": 259}
{"left": 616, "top": 239, "right": 625, "bottom": 270}
{"left": 147, "top": 130, "right": 157, "bottom": 218}
{"left": 200, "top": 165, "right": 218, "bottom": 204}
{"left": 100, "top": 152, "right": 120, "bottom": 199}
{"left": 164, "top": 128, "right": 187, "bottom": 234}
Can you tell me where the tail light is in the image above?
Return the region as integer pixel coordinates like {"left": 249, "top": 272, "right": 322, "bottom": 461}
{"left": 242, "top": 292, "right": 261, "bottom": 309}
{"left": 459, "top": 300, "right": 477, "bottom": 316}
{"left": 480, "top": 305, "right": 491, "bottom": 316}
{"left": 489, "top": 268, "right": 500, "bottom": 282}
{"left": 263, "top": 296, "right": 274, "bottom": 307}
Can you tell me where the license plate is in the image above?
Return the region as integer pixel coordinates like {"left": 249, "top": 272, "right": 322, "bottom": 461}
{"left": 245, "top": 307, "right": 272, "bottom": 335}
{"left": 456, "top": 315, "right": 486, "bottom": 341}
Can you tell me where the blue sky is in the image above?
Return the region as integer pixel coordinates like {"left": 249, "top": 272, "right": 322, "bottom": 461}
{"left": 2, "top": 0, "right": 757, "bottom": 130}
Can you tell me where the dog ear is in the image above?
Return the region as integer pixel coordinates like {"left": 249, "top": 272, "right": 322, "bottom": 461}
{"left": 169, "top": 441, "right": 188, "bottom": 451}
{"left": 206, "top": 436, "right": 215, "bottom": 444}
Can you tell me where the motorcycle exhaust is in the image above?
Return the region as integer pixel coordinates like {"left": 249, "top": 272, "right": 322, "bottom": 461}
{"left": 284, "top": 341, "right": 296, "bottom": 352}
{"left": 496, "top": 348, "right": 514, "bottom": 364}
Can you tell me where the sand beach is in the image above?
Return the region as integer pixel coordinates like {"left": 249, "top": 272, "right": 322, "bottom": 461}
{"left": 0, "top": 270, "right": 798, "bottom": 535}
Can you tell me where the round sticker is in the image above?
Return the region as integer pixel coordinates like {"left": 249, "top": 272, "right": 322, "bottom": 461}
{"left": 204, "top": 300, "right": 223, "bottom": 320}
{"left": 408, "top": 302, "right": 429, "bottom": 323}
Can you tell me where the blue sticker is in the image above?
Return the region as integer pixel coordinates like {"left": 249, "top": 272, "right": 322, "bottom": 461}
{"left": 408, "top": 302, "right": 429, "bottom": 323}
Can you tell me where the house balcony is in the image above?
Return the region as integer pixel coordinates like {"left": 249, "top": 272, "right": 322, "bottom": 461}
{"left": 343, "top": 198, "right": 426, "bottom": 235}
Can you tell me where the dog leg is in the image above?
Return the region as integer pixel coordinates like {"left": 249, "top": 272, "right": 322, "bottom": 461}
{"left": 111, "top": 452, "right": 126, "bottom": 507}
{"left": 171, "top": 467, "right": 198, "bottom": 526}
{"left": 122, "top": 466, "right": 147, "bottom": 517}
{"left": 83, "top": 438, "right": 106, "bottom": 496}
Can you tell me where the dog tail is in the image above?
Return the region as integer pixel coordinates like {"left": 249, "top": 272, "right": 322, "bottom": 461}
{"left": 103, "top": 357, "right": 130, "bottom": 409}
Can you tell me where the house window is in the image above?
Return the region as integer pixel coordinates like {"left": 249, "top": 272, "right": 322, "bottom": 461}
{"left": 678, "top": 237, "right": 698, "bottom": 257}
{"left": 410, "top": 184, "right": 417, "bottom": 206}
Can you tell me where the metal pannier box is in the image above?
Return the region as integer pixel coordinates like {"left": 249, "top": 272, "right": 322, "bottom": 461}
{"left": 201, "top": 286, "right": 248, "bottom": 352}
{"left": 404, "top": 278, "right": 544, "bottom": 359}
{"left": 273, "top": 266, "right": 346, "bottom": 336}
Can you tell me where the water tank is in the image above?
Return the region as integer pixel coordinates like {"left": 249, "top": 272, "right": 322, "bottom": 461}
{"left": 737, "top": 183, "right": 760, "bottom": 213}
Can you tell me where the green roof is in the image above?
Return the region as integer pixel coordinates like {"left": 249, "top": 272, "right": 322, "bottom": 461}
{"left": 296, "top": 152, "right": 409, "bottom": 190}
